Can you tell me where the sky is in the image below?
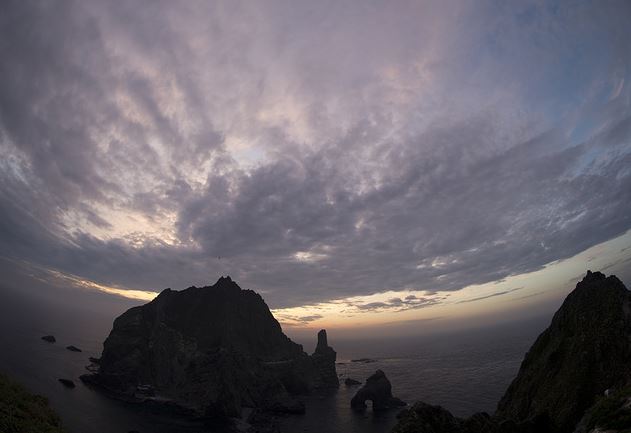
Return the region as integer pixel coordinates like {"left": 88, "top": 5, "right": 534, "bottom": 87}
{"left": 0, "top": 0, "right": 630, "bottom": 336}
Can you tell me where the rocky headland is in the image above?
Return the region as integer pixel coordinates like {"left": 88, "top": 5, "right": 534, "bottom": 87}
{"left": 81, "top": 276, "right": 338, "bottom": 424}
{"left": 392, "top": 271, "right": 631, "bottom": 433}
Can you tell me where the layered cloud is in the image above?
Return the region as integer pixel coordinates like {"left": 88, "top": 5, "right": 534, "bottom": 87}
{"left": 0, "top": 0, "right": 630, "bottom": 308}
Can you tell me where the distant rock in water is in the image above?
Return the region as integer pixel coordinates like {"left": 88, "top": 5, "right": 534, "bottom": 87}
{"left": 66, "top": 345, "right": 81, "bottom": 352}
{"left": 345, "top": 378, "right": 361, "bottom": 386}
{"left": 58, "top": 379, "right": 75, "bottom": 388}
{"left": 81, "top": 276, "right": 338, "bottom": 420}
{"left": 41, "top": 335, "right": 55, "bottom": 343}
{"left": 392, "top": 271, "right": 631, "bottom": 433}
{"left": 351, "top": 369, "right": 406, "bottom": 410}
{"left": 351, "top": 358, "right": 377, "bottom": 363}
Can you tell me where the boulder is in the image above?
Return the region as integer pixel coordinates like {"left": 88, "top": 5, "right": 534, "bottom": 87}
{"left": 350, "top": 369, "right": 406, "bottom": 410}
{"left": 41, "top": 335, "right": 55, "bottom": 343}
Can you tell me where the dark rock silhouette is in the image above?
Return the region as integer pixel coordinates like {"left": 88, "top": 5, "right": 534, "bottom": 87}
{"left": 58, "top": 379, "right": 75, "bottom": 388}
{"left": 66, "top": 345, "right": 81, "bottom": 352}
{"left": 345, "top": 378, "right": 361, "bottom": 386}
{"left": 81, "top": 276, "right": 338, "bottom": 420}
{"left": 310, "top": 329, "right": 339, "bottom": 389}
{"left": 350, "top": 370, "right": 405, "bottom": 410}
{"left": 392, "top": 402, "right": 547, "bottom": 433}
{"left": 392, "top": 271, "right": 631, "bottom": 433}
{"left": 41, "top": 335, "right": 55, "bottom": 343}
{"left": 496, "top": 271, "right": 631, "bottom": 432}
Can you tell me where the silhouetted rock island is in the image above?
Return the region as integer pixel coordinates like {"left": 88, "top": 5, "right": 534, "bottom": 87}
{"left": 41, "top": 335, "right": 55, "bottom": 343}
{"left": 392, "top": 271, "right": 631, "bottom": 433}
{"left": 351, "top": 369, "right": 406, "bottom": 410}
{"left": 81, "top": 276, "right": 338, "bottom": 423}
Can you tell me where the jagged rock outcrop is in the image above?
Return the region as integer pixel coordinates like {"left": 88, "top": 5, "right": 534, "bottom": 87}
{"left": 81, "top": 276, "right": 338, "bottom": 419}
{"left": 391, "top": 271, "right": 631, "bottom": 433}
{"left": 351, "top": 369, "right": 406, "bottom": 410}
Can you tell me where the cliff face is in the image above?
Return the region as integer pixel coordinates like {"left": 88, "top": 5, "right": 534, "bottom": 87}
{"left": 496, "top": 271, "right": 631, "bottom": 432}
{"left": 393, "top": 271, "right": 631, "bottom": 433}
{"left": 82, "top": 276, "right": 338, "bottom": 418}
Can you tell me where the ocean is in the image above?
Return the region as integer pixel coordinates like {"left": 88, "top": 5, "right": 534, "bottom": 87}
{"left": 0, "top": 286, "right": 546, "bottom": 433}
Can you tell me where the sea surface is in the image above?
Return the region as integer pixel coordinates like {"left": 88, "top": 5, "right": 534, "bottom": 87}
{"left": 0, "top": 286, "right": 546, "bottom": 433}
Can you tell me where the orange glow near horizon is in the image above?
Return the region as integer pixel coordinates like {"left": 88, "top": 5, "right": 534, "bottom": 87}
{"left": 33, "top": 230, "right": 631, "bottom": 335}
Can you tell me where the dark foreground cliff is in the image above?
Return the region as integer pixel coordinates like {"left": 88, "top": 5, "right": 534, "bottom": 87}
{"left": 81, "top": 276, "right": 338, "bottom": 421}
{"left": 392, "top": 271, "right": 631, "bottom": 433}
{"left": 0, "top": 372, "right": 66, "bottom": 433}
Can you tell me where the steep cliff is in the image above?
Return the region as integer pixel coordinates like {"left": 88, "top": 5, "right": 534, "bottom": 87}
{"left": 81, "top": 276, "right": 338, "bottom": 419}
{"left": 392, "top": 271, "right": 631, "bottom": 433}
{"left": 496, "top": 271, "right": 631, "bottom": 432}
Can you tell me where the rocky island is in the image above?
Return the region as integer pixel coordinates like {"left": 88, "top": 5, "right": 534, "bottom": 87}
{"left": 392, "top": 271, "right": 631, "bottom": 433}
{"left": 81, "top": 276, "right": 338, "bottom": 423}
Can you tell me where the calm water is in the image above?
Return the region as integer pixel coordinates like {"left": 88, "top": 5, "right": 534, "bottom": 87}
{"left": 0, "top": 286, "right": 545, "bottom": 433}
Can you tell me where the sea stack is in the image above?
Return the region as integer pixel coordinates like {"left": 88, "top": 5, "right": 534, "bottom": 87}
{"left": 310, "top": 329, "right": 339, "bottom": 388}
{"left": 81, "top": 276, "right": 338, "bottom": 419}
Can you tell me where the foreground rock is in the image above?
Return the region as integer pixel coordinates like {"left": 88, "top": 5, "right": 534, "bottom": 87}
{"left": 351, "top": 369, "right": 406, "bottom": 410}
{"left": 0, "top": 373, "right": 66, "bottom": 432}
{"left": 391, "top": 271, "right": 631, "bottom": 433}
{"left": 41, "top": 335, "right": 55, "bottom": 343}
{"left": 392, "top": 402, "right": 546, "bottom": 433}
{"left": 81, "top": 276, "right": 338, "bottom": 421}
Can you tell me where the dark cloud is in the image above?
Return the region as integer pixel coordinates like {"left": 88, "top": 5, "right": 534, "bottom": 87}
{"left": 455, "top": 287, "right": 524, "bottom": 304}
{"left": 0, "top": 0, "right": 630, "bottom": 309}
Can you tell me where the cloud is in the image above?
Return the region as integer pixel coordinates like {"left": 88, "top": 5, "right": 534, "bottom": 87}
{"left": 0, "top": 0, "right": 630, "bottom": 310}
{"left": 348, "top": 294, "right": 445, "bottom": 313}
{"left": 455, "top": 287, "right": 524, "bottom": 304}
